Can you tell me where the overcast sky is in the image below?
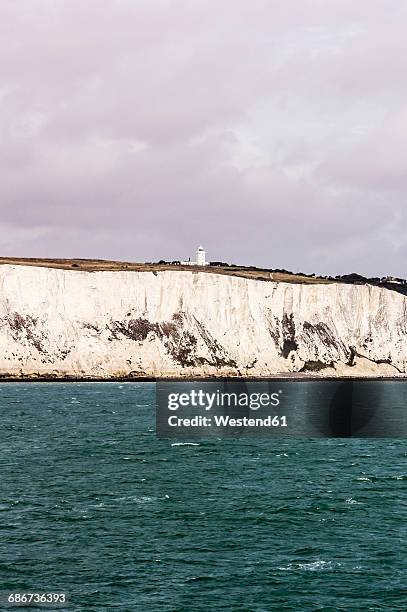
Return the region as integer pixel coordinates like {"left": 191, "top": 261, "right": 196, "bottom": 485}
{"left": 1, "top": 0, "right": 406, "bottom": 276}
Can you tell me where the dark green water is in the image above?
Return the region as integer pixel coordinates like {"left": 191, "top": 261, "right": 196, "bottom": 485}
{"left": 0, "top": 383, "right": 405, "bottom": 611}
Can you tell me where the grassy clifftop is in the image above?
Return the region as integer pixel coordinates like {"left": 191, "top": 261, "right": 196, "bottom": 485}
{"left": 0, "top": 257, "right": 330, "bottom": 284}
{"left": 0, "top": 257, "right": 405, "bottom": 295}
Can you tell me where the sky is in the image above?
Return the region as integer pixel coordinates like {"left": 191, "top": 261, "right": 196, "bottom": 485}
{"left": 1, "top": 0, "right": 407, "bottom": 277}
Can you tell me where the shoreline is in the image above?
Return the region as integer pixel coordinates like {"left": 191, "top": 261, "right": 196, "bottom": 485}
{"left": 0, "top": 375, "right": 406, "bottom": 382}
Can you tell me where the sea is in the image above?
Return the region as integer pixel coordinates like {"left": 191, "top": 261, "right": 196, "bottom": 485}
{"left": 0, "top": 383, "right": 405, "bottom": 611}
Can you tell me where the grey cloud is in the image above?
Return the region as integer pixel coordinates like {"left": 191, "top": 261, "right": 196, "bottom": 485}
{"left": 318, "top": 107, "right": 407, "bottom": 192}
{"left": 1, "top": 0, "right": 407, "bottom": 277}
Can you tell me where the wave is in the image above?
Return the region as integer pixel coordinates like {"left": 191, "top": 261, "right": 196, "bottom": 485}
{"left": 171, "top": 442, "right": 200, "bottom": 447}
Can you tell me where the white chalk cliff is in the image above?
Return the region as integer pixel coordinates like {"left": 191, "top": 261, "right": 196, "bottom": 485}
{"left": 0, "top": 264, "right": 406, "bottom": 378}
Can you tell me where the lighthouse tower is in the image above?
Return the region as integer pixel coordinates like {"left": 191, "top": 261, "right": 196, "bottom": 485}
{"left": 196, "top": 246, "right": 206, "bottom": 266}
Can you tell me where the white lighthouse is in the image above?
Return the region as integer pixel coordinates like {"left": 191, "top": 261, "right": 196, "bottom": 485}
{"left": 196, "top": 245, "right": 206, "bottom": 266}
{"left": 180, "top": 246, "right": 208, "bottom": 266}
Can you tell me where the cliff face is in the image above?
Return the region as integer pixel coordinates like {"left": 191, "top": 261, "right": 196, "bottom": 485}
{"left": 0, "top": 264, "right": 406, "bottom": 378}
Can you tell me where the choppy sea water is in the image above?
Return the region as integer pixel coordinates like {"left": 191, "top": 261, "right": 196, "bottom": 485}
{"left": 0, "top": 383, "right": 405, "bottom": 611}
